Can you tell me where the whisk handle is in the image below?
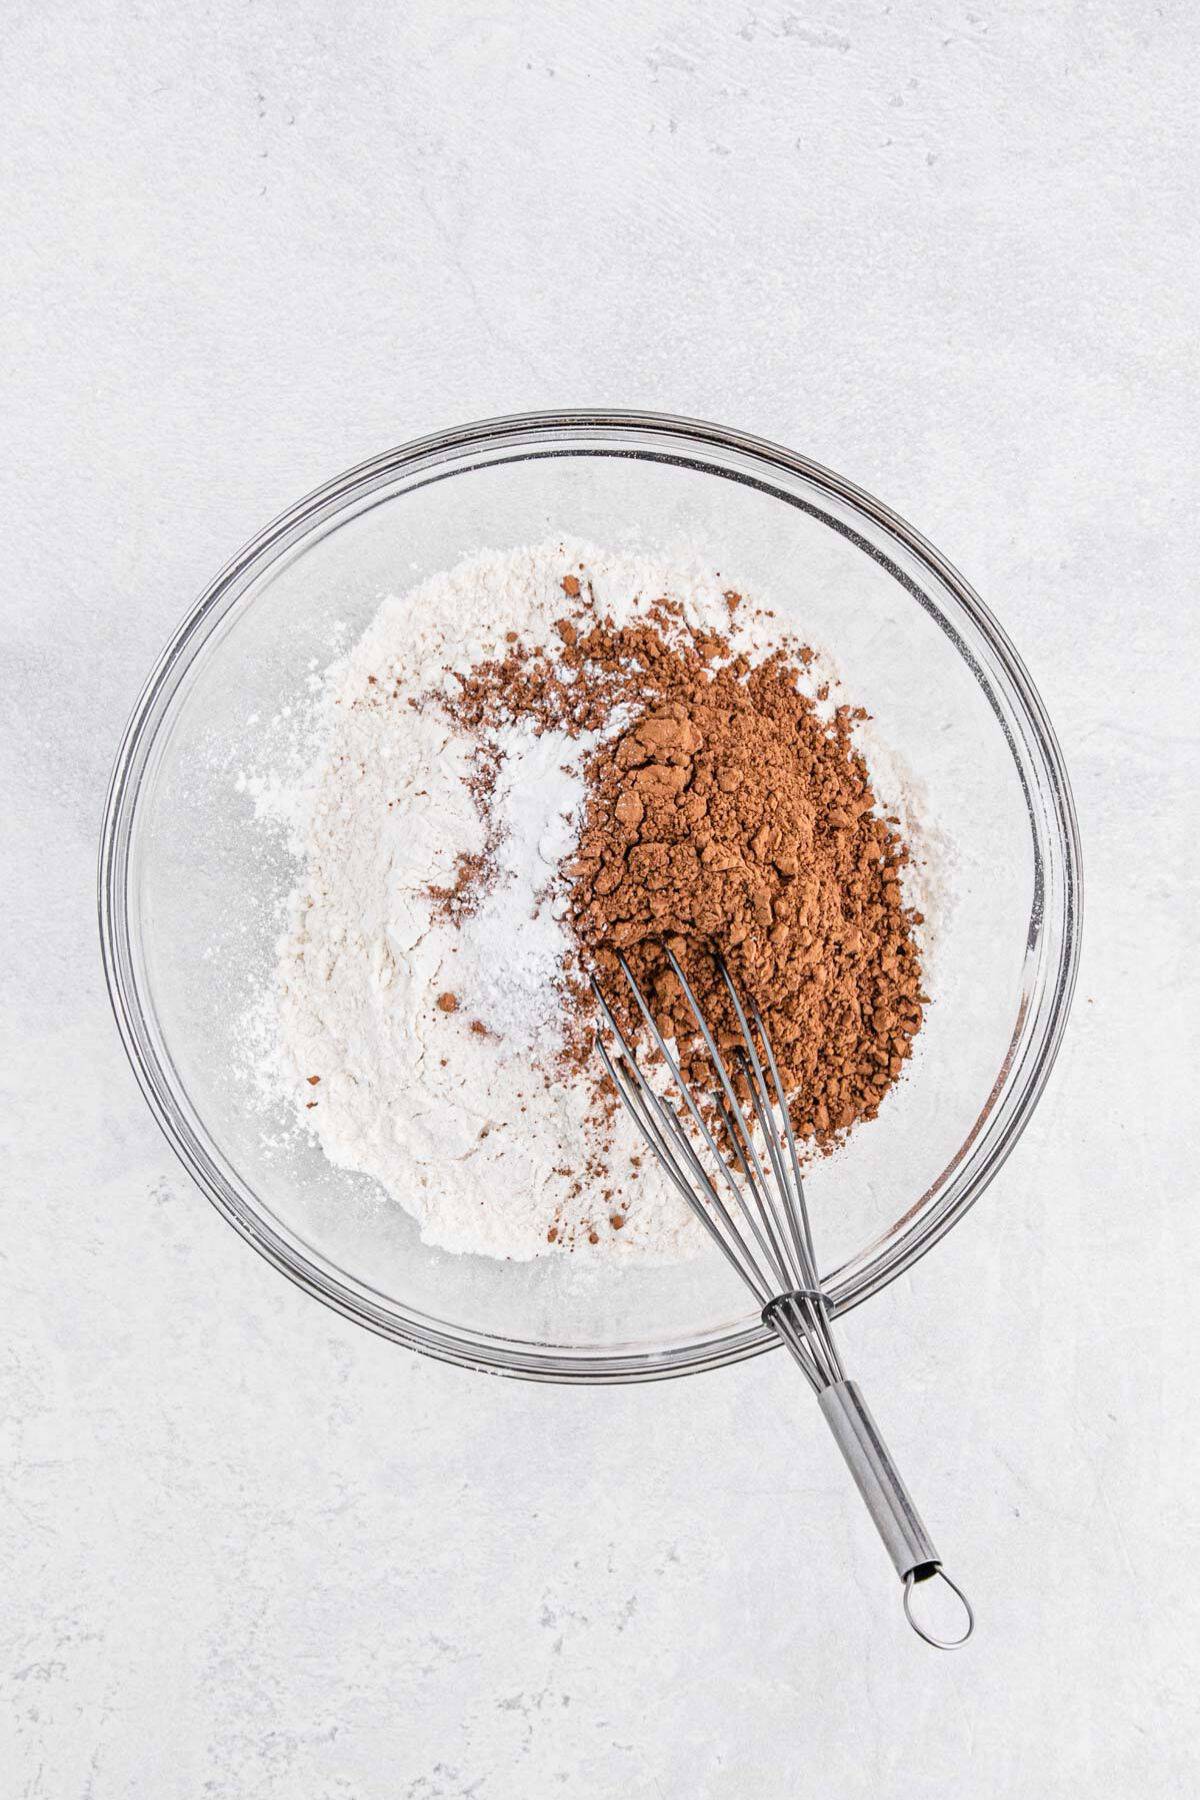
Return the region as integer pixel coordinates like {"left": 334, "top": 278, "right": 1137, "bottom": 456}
{"left": 818, "top": 1379, "right": 974, "bottom": 1648}
{"left": 818, "top": 1379, "right": 936, "bottom": 1576}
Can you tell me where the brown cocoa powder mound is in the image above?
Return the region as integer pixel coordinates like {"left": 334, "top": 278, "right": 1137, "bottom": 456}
{"left": 433, "top": 585, "right": 925, "bottom": 1149}
{"left": 571, "top": 661, "right": 925, "bottom": 1141}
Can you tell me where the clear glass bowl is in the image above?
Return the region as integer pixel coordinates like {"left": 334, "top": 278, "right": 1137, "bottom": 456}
{"left": 99, "top": 411, "right": 1081, "bottom": 1382}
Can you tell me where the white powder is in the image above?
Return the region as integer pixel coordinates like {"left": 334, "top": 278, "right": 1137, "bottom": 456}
{"left": 447, "top": 718, "right": 591, "bottom": 1045}
{"left": 242, "top": 538, "right": 940, "bottom": 1262}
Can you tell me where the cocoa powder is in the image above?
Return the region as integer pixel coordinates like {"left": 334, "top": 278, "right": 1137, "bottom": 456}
{"left": 434, "top": 578, "right": 925, "bottom": 1151}
{"left": 571, "top": 669, "right": 924, "bottom": 1142}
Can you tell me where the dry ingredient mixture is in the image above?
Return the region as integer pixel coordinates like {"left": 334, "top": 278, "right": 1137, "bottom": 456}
{"left": 245, "top": 541, "right": 930, "bottom": 1262}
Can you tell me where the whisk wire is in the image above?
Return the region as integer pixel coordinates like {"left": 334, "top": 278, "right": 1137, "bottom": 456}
{"left": 769, "top": 1292, "right": 846, "bottom": 1390}
{"left": 733, "top": 1047, "right": 810, "bottom": 1291}
{"left": 708, "top": 1086, "right": 803, "bottom": 1299}
{"left": 608, "top": 957, "right": 791, "bottom": 1292}
{"left": 750, "top": 994, "right": 821, "bottom": 1277}
{"left": 657, "top": 951, "right": 794, "bottom": 1277}
{"left": 592, "top": 1000, "right": 773, "bottom": 1303}
{"left": 716, "top": 957, "right": 820, "bottom": 1286}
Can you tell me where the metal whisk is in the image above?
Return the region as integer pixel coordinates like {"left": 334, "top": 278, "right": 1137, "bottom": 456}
{"left": 592, "top": 946, "right": 974, "bottom": 1650}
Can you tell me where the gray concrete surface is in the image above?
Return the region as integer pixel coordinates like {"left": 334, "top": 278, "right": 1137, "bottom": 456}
{"left": 3, "top": 4, "right": 1197, "bottom": 1795}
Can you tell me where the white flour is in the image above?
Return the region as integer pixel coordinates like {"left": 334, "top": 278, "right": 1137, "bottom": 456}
{"left": 242, "top": 539, "right": 938, "bottom": 1262}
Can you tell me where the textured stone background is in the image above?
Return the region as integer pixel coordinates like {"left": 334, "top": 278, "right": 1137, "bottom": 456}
{"left": 3, "top": 4, "right": 1197, "bottom": 1795}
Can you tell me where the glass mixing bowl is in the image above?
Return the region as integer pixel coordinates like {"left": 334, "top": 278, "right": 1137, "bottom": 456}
{"left": 99, "top": 411, "right": 1081, "bottom": 1382}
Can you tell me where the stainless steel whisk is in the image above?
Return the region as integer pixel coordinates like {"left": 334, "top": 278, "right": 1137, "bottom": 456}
{"left": 592, "top": 946, "right": 974, "bottom": 1650}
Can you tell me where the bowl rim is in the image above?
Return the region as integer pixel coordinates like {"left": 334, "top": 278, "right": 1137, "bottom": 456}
{"left": 98, "top": 408, "right": 1083, "bottom": 1383}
